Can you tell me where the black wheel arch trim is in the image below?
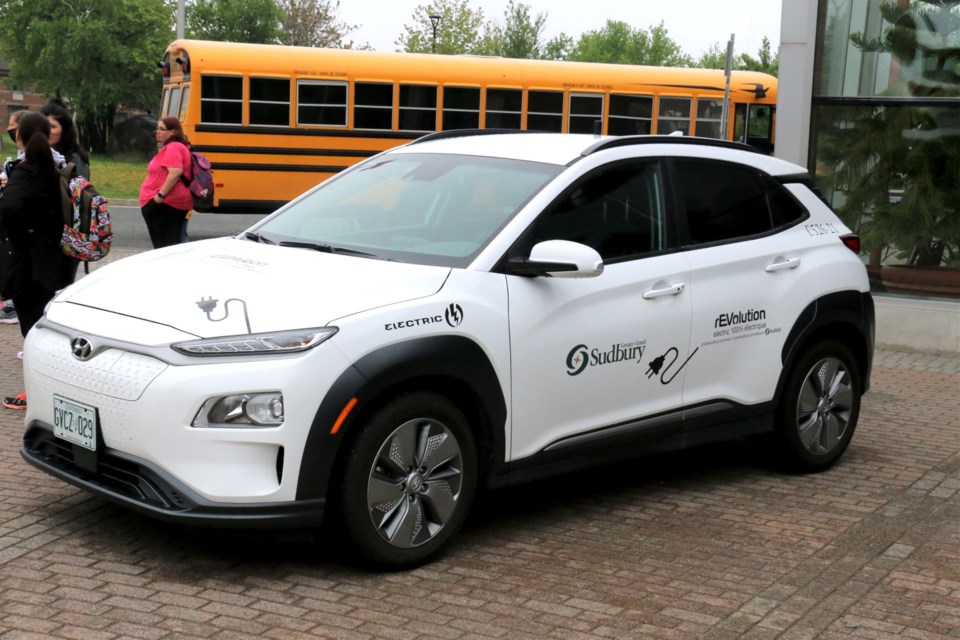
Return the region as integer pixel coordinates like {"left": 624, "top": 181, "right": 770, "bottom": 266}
{"left": 779, "top": 290, "right": 875, "bottom": 397}
{"left": 295, "top": 335, "right": 507, "bottom": 501}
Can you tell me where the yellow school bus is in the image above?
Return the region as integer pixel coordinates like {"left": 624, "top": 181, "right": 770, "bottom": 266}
{"left": 159, "top": 39, "right": 777, "bottom": 210}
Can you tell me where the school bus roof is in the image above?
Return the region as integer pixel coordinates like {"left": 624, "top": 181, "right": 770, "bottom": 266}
{"left": 166, "top": 39, "right": 777, "bottom": 102}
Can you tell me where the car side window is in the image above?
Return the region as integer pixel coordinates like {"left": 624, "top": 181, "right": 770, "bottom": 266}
{"left": 675, "top": 159, "right": 806, "bottom": 245}
{"left": 530, "top": 161, "right": 665, "bottom": 262}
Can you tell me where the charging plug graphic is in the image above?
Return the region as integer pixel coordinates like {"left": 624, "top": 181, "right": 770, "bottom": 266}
{"left": 195, "top": 295, "right": 252, "bottom": 333}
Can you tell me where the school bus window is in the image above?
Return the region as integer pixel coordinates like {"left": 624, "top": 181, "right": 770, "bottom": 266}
{"left": 695, "top": 98, "right": 724, "bottom": 139}
{"left": 527, "top": 90, "right": 563, "bottom": 132}
{"left": 442, "top": 87, "right": 480, "bottom": 130}
{"left": 161, "top": 87, "right": 171, "bottom": 118}
{"left": 201, "top": 75, "right": 243, "bottom": 124}
{"left": 568, "top": 93, "right": 603, "bottom": 134}
{"left": 169, "top": 86, "right": 182, "bottom": 121}
{"left": 608, "top": 94, "right": 652, "bottom": 135}
{"left": 355, "top": 82, "right": 393, "bottom": 130}
{"left": 657, "top": 97, "right": 691, "bottom": 135}
{"left": 297, "top": 80, "right": 345, "bottom": 127}
{"left": 399, "top": 84, "right": 437, "bottom": 132}
{"left": 179, "top": 85, "right": 190, "bottom": 122}
{"left": 485, "top": 88, "right": 521, "bottom": 129}
{"left": 248, "top": 77, "right": 290, "bottom": 126}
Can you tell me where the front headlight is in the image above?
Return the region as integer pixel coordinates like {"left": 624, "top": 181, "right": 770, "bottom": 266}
{"left": 172, "top": 327, "right": 337, "bottom": 356}
{"left": 193, "top": 393, "right": 284, "bottom": 428}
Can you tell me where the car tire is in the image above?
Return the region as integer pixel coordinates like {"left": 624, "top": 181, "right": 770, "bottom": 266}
{"left": 336, "top": 391, "right": 477, "bottom": 569}
{"left": 775, "top": 340, "right": 862, "bottom": 472}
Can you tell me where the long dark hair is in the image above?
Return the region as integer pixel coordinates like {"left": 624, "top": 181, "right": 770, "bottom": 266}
{"left": 18, "top": 112, "right": 55, "bottom": 175}
{"left": 41, "top": 101, "right": 90, "bottom": 164}
{"left": 160, "top": 116, "right": 190, "bottom": 146}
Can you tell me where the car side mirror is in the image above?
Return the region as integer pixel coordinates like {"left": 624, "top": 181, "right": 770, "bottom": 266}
{"left": 508, "top": 240, "right": 604, "bottom": 278}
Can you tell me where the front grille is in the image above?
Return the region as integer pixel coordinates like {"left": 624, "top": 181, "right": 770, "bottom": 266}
{"left": 24, "top": 426, "right": 194, "bottom": 511}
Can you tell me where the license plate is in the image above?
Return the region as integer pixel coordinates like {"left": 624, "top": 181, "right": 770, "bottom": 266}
{"left": 53, "top": 395, "right": 98, "bottom": 451}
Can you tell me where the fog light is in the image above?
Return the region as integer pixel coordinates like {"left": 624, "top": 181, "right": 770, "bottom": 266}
{"left": 194, "top": 393, "right": 284, "bottom": 428}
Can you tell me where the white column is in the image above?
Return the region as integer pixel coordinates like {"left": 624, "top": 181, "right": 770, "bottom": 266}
{"left": 775, "top": 0, "right": 819, "bottom": 168}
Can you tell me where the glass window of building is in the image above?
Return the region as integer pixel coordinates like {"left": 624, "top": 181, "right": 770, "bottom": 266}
{"left": 813, "top": 0, "right": 960, "bottom": 298}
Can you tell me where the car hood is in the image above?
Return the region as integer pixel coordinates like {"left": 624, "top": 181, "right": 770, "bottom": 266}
{"left": 55, "top": 238, "right": 451, "bottom": 338}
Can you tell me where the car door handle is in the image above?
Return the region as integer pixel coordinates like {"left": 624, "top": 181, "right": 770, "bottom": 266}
{"left": 765, "top": 257, "right": 801, "bottom": 272}
{"left": 643, "top": 282, "right": 685, "bottom": 299}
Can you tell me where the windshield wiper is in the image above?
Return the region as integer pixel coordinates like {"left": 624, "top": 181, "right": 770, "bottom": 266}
{"left": 243, "top": 231, "right": 276, "bottom": 244}
{"left": 278, "top": 240, "right": 378, "bottom": 258}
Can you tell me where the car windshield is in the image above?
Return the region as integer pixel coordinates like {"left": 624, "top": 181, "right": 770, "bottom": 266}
{"left": 252, "top": 152, "right": 562, "bottom": 267}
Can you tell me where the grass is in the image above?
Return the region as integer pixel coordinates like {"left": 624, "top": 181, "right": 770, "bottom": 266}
{"left": 90, "top": 153, "right": 149, "bottom": 200}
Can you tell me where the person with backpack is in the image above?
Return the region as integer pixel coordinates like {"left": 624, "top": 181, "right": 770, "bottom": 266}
{"left": 139, "top": 116, "right": 192, "bottom": 249}
{"left": 42, "top": 101, "right": 90, "bottom": 180}
{"left": 0, "top": 112, "right": 69, "bottom": 410}
{"left": 42, "top": 101, "right": 92, "bottom": 285}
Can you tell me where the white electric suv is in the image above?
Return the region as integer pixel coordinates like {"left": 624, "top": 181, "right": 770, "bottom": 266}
{"left": 21, "top": 132, "right": 874, "bottom": 568}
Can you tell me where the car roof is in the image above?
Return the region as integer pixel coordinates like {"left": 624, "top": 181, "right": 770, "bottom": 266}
{"left": 393, "top": 131, "right": 807, "bottom": 177}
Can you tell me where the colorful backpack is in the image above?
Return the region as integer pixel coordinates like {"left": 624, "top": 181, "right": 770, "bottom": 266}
{"left": 181, "top": 150, "right": 214, "bottom": 210}
{"left": 60, "top": 163, "right": 112, "bottom": 264}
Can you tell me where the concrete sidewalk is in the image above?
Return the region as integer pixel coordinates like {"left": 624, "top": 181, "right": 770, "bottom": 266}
{"left": 0, "top": 289, "right": 957, "bottom": 638}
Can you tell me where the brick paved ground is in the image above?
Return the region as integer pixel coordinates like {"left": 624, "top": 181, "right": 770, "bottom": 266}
{"left": 0, "top": 255, "right": 957, "bottom": 639}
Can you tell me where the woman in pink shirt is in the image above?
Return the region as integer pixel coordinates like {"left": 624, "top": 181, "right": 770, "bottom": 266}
{"left": 139, "top": 116, "right": 192, "bottom": 248}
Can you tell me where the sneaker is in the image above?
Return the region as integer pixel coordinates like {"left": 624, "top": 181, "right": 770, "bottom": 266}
{"left": 3, "top": 391, "right": 26, "bottom": 410}
{"left": 0, "top": 305, "right": 17, "bottom": 324}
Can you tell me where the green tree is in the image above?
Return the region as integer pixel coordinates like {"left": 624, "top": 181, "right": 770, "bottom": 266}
{"left": 695, "top": 37, "right": 778, "bottom": 75}
{"left": 187, "top": 0, "right": 283, "bottom": 43}
{"left": 542, "top": 33, "right": 574, "bottom": 61}
{"left": 568, "top": 20, "right": 693, "bottom": 67}
{"left": 489, "top": 0, "right": 547, "bottom": 59}
{"left": 397, "top": 0, "right": 488, "bottom": 54}
{"left": 0, "top": 0, "right": 172, "bottom": 154}
{"left": 277, "top": 0, "right": 358, "bottom": 48}
{"left": 738, "top": 36, "right": 779, "bottom": 76}
{"left": 696, "top": 42, "right": 727, "bottom": 69}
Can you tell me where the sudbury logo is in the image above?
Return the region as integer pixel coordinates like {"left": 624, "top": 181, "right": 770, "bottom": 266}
{"left": 566, "top": 340, "right": 646, "bottom": 376}
{"left": 714, "top": 308, "right": 766, "bottom": 329}
{"left": 445, "top": 303, "right": 464, "bottom": 327}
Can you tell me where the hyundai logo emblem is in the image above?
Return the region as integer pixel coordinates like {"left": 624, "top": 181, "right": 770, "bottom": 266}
{"left": 70, "top": 337, "right": 94, "bottom": 361}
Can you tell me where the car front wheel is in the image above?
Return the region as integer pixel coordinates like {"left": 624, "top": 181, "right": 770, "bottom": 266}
{"left": 776, "top": 340, "right": 862, "bottom": 471}
{"left": 336, "top": 392, "right": 477, "bottom": 569}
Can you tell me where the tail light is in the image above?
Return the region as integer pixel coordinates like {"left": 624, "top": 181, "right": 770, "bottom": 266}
{"left": 840, "top": 233, "right": 861, "bottom": 254}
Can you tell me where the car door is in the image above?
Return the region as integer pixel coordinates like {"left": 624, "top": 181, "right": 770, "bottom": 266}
{"left": 672, "top": 158, "right": 816, "bottom": 408}
{"left": 505, "top": 160, "right": 694, "bottom": 460}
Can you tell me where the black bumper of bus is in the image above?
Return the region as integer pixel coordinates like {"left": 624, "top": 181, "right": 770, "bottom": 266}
{"left": 22, "top": 423, "right": 325, "bottom": 529}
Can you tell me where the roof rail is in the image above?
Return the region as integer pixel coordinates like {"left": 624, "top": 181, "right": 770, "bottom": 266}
{"left": 409, "top": 129, "right": 537, "bottom": 145}
{"left": 582, "top": 135, "right": 761, "bottom": 156}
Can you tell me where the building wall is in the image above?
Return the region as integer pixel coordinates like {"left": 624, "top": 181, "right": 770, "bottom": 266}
{"left": 776, "top": 0, "right": 960, "bottom": 354}
{"left": 0, "top": 71, "right": 46, "bottom": 157}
